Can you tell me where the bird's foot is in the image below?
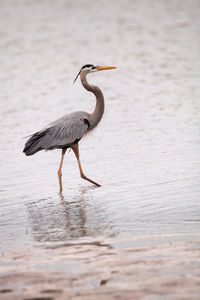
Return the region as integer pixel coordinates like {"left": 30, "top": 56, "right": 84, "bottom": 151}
{"left": 59, "top": 190, "right": 64, "bottom": 200}
{"left": 81, "top": 174, "right": 101, "bottom": 187}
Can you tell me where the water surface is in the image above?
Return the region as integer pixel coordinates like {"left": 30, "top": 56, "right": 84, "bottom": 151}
{"left": 0, "top": 0, "right": 200, "bottom": 254}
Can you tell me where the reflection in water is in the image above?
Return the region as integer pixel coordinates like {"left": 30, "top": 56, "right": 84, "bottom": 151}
{"left": 26, "top": 187, "right": 116, "bottom": 243}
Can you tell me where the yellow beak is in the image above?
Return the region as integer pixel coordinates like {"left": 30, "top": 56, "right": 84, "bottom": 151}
{"left": 97, "top": 65, "right": 117, "bottom": 71}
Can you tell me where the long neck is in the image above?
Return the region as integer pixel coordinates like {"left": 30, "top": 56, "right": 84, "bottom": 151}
{"left": 80, "top": 72, "right": 104, "bottom": 130}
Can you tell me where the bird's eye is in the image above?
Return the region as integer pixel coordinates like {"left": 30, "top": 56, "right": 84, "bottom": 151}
{"left": 92, "top": 66, "right": 96, "bottom": 70}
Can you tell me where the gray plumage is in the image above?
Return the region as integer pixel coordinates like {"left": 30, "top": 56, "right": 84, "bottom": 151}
{"left": 23, "top": 111, "right": 90, "bottom": 156}
{"left": 23, "top": 64, "right": 116, "bottom": 192}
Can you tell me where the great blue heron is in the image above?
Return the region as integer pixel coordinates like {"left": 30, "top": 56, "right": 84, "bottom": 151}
{"left": 23, "top": 64, "right": 116, "bottom": 194}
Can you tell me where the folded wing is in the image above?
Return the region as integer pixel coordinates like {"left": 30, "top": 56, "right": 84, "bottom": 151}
{"left": 23, "top": 113, "right": 89, "bottom": 156}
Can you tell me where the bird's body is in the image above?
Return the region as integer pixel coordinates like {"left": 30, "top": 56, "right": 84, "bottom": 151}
{"left": 23, "top": 111, "right": 90, "bottom": 155}
{"left": 23, "top": 64, "right": 116, "bottom": 194}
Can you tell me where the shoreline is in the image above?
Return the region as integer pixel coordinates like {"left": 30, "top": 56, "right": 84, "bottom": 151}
{"left": 1, "top": 236, "right": 200, "bottom": 300}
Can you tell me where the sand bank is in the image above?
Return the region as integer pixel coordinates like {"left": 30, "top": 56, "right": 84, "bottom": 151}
{"left": 0, "top": 237, "right": 199, "bottom": 300}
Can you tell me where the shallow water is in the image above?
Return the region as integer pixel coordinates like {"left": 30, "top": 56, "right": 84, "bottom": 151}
{"left": 0, "top": 0, "right": 200, "bottom": 254}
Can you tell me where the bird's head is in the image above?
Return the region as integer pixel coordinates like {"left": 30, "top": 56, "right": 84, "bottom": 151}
{"left": 73, "top": 64, "right": 116, "bottom": 84}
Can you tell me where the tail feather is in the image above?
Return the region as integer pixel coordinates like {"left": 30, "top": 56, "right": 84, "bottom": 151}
{"left": 23, "top": 130, "right": 47, "bottom": 156}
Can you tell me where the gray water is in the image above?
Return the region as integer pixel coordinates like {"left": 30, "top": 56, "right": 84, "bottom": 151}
{"left": 0, "top": 0, "right": 200, "bottom": 253}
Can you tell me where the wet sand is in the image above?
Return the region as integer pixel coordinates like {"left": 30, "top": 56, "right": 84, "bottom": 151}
{"left": 1, "top": 236, "right": 200, "bottom": 300}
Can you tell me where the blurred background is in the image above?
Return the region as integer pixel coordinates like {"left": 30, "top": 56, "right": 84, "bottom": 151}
{"left": 0, "top": 0, "right": 200, "bottom": 253}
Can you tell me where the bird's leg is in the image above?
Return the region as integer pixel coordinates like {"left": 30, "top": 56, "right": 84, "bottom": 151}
{"left": 71, "top": 144, "right": 101, "bottom": 187}
{"left": 58, "top": 148, "right": 67, "bottom": 194}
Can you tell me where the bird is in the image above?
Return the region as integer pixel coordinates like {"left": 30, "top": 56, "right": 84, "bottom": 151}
{"left": 23, "top": 64, "right": 117, "bottom": 194}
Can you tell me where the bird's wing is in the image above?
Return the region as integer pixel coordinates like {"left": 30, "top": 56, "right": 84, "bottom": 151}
{"left": 40, "top": 114, "right": 89, "bottom": 149}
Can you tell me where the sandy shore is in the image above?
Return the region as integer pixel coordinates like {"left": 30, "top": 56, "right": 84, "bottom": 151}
{"left": 0, "top": 237, "right": 200, "bottom": 300}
